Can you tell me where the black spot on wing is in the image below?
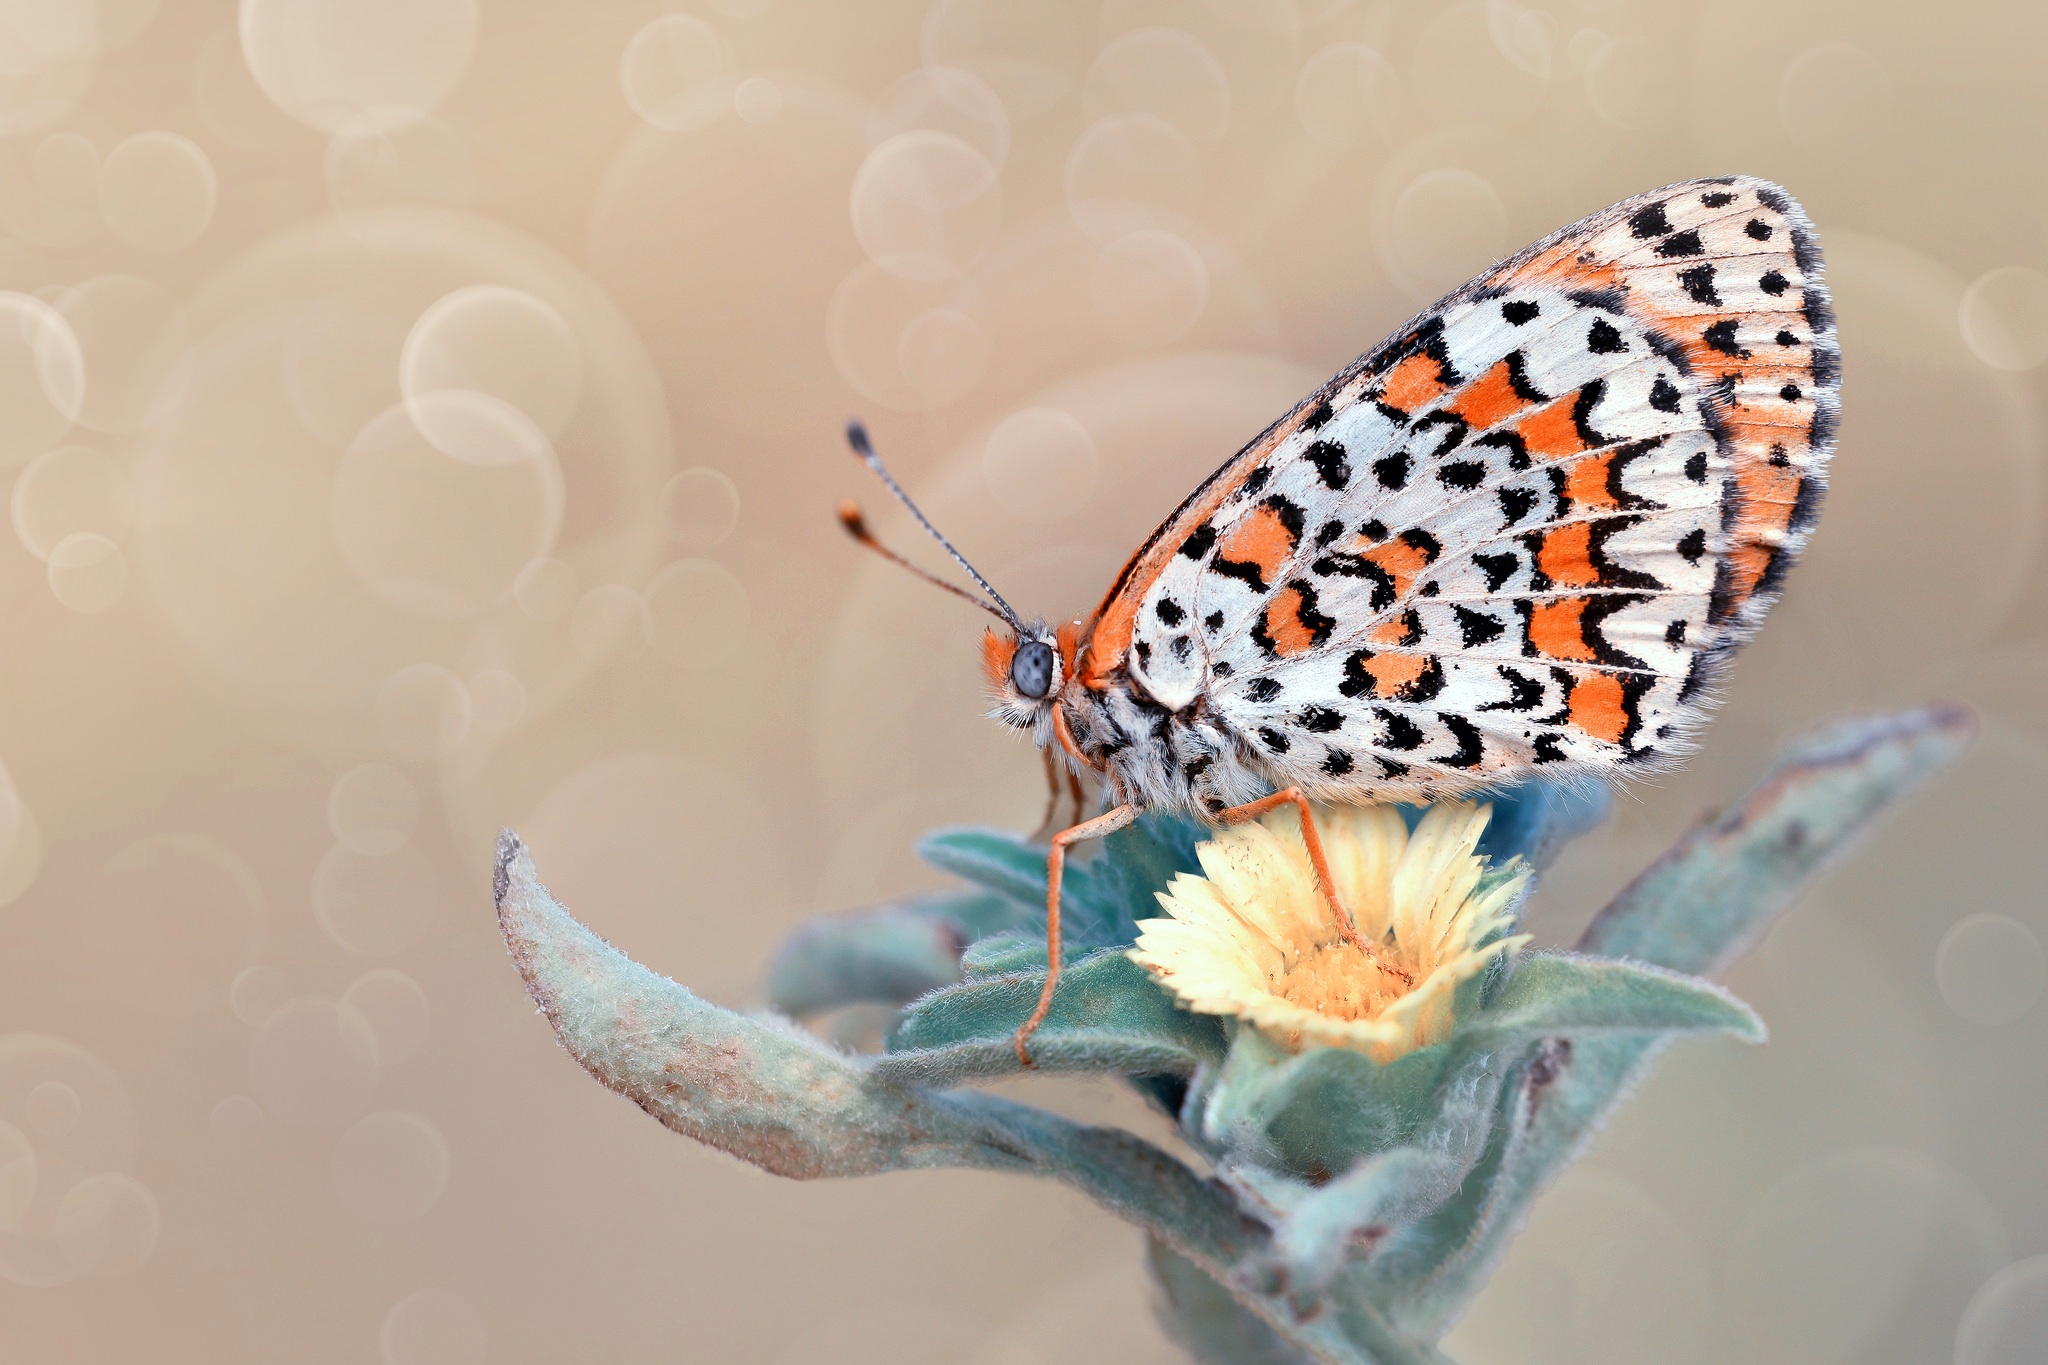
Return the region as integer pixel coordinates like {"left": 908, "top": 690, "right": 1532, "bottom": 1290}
{"left": 1758, "top": 270, "right": 1789, "bottom": 296}
{"left": 1654, "top": 230, "right": 1704, "bottom": 258}
{"left": 1437, "top": 714, "right": 1485, "bottom": 768}
{"left": 1155, "top": 598, "right": 1184, "bottom": 627}
{"left": 1321, "top": 749, "right": 1354, "bottom": 776}
{"left": 1586, "top": 317, "right": 1627, "bottom": 354}
{"left": 1246, "top": 676, "right": 1281, "bottom": 702}
{"left": 1744, "top": 217, "right": 1772, "bottom": 240}
{"left": 1628, "top": 202, "right": 1672, "bottom": 238}
{"left": 1453, "top": 606, "right": 1505, "bottom": 648}
{"left": 1677, "top": 264, "right": 1721, "bottom": 306}
{"left": 1179, "top": 523, "right": 1217, "bottom": 560}
{"left": 1298, "top": 705, "right": 1343, "bottom": 733}
{"left": 1257, "top": 727, "right": 1290, "bottom": 754}
{"left": 1304, "top": 439, "right": 1350, "bottom": 490}
{"left": 1376, "top": 710, "right": 1424, "bottom": 750}
{"left": 1498, "top": 486, "right": 1539, "bottom": 528}
{"left": 1373, "top": 451, "right": 1410, "bottom": 490}
{"left": 1649, "top": 376, "right": 1682, "bottom": 413}
{"left": 1438, "top": 460, "right": 1486, "bottom": 490}
{"left": 1702, "top": 320, "right": 1745, "bottom": 357}
{"left": 1476, "top": 664, "right": 1543, "bottom": 713}
{"left": 1502, "top": 298, "right": 1541, "bottom": 325}
{"left": 1473, "top": 551, "right": 1518, "bottom": 591}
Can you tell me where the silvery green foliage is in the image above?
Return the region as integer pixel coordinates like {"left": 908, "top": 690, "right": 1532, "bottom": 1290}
{"left": 495, "top": 706, "right": 1971, "bottom": 1365}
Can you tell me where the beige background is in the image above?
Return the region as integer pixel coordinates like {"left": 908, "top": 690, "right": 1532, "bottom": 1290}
{"left": 0, "top": 0, "right": 2043, "bottom": 1361}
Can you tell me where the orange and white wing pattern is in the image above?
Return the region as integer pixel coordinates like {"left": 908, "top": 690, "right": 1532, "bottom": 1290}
{"left": 1107, "top": 176, "right": 1835, "bottom": 799}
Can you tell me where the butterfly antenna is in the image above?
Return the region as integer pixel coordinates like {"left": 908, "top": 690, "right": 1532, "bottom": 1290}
{"left": 842, "top": 418, "right": 1022, "bottom": 627}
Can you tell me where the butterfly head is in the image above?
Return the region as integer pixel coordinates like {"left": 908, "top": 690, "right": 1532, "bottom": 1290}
{"left": 980, "top": 620, "right": 1079, "bottom": 728}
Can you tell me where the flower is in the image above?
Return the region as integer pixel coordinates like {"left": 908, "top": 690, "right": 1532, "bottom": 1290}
{"left": 1128, "top": 802, "right": 1531, "bottom": 1062}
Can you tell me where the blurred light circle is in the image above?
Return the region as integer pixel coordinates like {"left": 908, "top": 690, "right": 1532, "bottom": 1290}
{"left": 228, "top": 964, "right": 293, "bottom": 1028}
{"left": 849, "top": 131, "right": 1002, "bottom": 283}
{"left": 465, "top": 669, "right": 525, "bottom": 732}
{"left": 282, "top": 292, "right": 410, "bottom": 449}
{"left": 375, "top": 664, "right": 472, "bottom": 760}
{"left": 52, "top": 275, "right": 193, "bottom": 433}
{"left": 207, "top": 1095, "right": 266, "bottom": 1151}
{"left": 399, "top": 388, "right": 553, "bottom": 468}
{"left": 1084, "top": 28, "right": 1229, "bottom": 145}
{"left": 825, "top": 262, "right": 955, "bottom": 410}
{"left": 1486, "top": 0, "right": 1556, "bottom": 77}
{"left": 327, "top": 763, "right": 420, "bottom": 856}
{"left": 195, "top": 24, "right": 295, "bottom": 152}
{"left": 1936, "top": 913, "right": 2046, "bottom": 1025}
{"left": 239, "top": 0, "right": 479, "bottom": 133}
{"left": 401, "top": 285, "right": 581, "bottom": 442}
{"left": 1065, "top": 113, "right": 1201, "bottom": 242}
{"left": 1956, "top": 1255, "right": 2048, "bottom": 1365}
{"left": 381, "top": 1288, "right": 487, "bottom": 1365}
{"left": 96, "top": 131, "right": 216, "bottom": 251}
{"left": 89, "top": 834, "right": 266, "bottom": 1017}
{"left": 331, "top": 1110, "right": 448, "bottom": 1224}
{"left": 31, "top": 131, "right": 95, "bottom": 206}
{"left": 869, "top": 65, "right": 1008, "bottom": 168}
{"left": 0, "top": 291, "right": 82, "bottom": 461}
{"left": 511, "top": 556, "right": 578, "bottom": 622}
{"left": 1383, "top": 168, "right": 1510, "bottom": 301}
{"left": 732, "top": 76, "right": 782, "bottom": 124}
{"left": 1779, "top": 42, "right": 1894, "bottom": 158}
{"left": 0, "top": 1121, "right": 34, "bottom": 1230}
{"left": 659, "top": 467, "right": 740, "bottom": 550}
{"left": 46, "top": 531, "right": 127, "bottom": 611}
{"left": 1585, "top": 36, "right": 1670, "bottom": 130}
{"left": 325, "top": 107, "right": 476, "bottom": 239}
{"left": 249, "top": 998, "right": 380, "bottom": 1129}
{"left": 619, "top": 15, "right": 726, "bottom": 132}
{"left": 333, "top": 402, "right": 564, "bottom": 618}
{"left": 54, "top": 1172, "right": 158, "bottom": 1274}
{"left": 340, "top": 968, "right": 430, "bottom": 1067}
{"left": 983, "top": 407, "right": 1096, "bottom": 523}
{"left": 919, "top": 0, "right": 1086, "bottom": 120}
{"left": 23, "top": 1081, "right": 76, "bottom": 1138}
{"left": 896, "top": 307, "right": 987, "bottom": 406}
{"left": 1295, "top": 43, "right": 1400, "bottom": 149}
{"left": 570, "top": 584, "right": 649, "bottom": 664}
{"left": 11, "top": 445, "right": 133, "bottom": 560}
{"left": 645, "top": 559, "right": 749, "bottom": 669}
{"left": 1960, "top": 267, "right": 2048, "bottom": 372}
{"left": 1089, "top": 229, "right": 1208, "bottom": 348}
{"left": 313, "top": 842, "right": 438, "bottom": 958}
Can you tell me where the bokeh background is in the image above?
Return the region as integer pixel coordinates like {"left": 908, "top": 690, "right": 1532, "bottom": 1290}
{"left": 0, "top": 0, "right": 2043, "bottom": 1361}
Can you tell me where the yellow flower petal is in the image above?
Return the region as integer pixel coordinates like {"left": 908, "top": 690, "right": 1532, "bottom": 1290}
{"left": 1129, "top": 801, "right": 1531, "bottom": 1062}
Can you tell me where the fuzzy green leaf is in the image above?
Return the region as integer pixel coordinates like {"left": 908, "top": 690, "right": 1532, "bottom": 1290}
{"left": 1234, "top": 1148, "right": 1467, "bottom": 1304}
{"left": 916, "top": 826, "right": 1047, "bottom": 910}
{"left": 876, "top": 948, "right": 1225, "bottom": 1086}
{"left": 764, "top": 895, "right": 976, "bottom": 1016}
{"left": 959, "top": 931, "right": 1047, "bottom": 975}
{"left": 1459, "top": 951, "right": 1765, "bottom": 1050}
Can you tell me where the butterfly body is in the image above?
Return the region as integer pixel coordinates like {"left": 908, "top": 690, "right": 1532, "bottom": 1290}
{"left": 986, "top": 176, "right": 1836, "bottom": 828}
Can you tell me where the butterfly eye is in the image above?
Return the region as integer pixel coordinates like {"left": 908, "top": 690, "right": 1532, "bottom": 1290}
{"left": 1009, "top": 640, "right": 1056, "bottom": 699}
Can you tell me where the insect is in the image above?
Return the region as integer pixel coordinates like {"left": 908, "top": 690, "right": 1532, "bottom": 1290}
{"left": 841, "top": 176, "right": 1837, "bottom": 1064}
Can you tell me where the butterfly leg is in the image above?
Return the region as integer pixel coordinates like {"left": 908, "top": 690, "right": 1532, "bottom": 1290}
{"left": 1215, "top": 789, "right": 1410, "bottom": 984}
{"left": 1016, "top": 801, "right": 1139, "bottom": 1066}
{"left": 1030, "top": 744, "right": 1065, "bottom": 843}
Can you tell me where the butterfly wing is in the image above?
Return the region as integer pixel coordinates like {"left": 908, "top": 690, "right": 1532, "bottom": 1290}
{"left": 1099, "top": 176, "right": 1835, "bottom": 800}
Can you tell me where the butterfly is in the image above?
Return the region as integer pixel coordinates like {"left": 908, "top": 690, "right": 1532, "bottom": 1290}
{"left": 841, "top": 176, "right": 1837, "bottom": 1064}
